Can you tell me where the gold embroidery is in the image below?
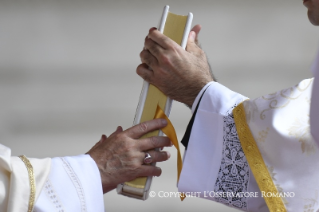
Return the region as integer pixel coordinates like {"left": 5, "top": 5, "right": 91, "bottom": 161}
{"left": 303, "top": 190, "right": 318, "bottom": 212}
{"left": 288, "top": 115, "right": 316, "bottom": 155}
{"left": 18, "top": 155, "right": 36, "bottom": 212}
{"left": 261, "top": 92, "right": 278, "bottom": 101}
{"left": 297, "top": 78, "right": 313, "bottom": 92}
{"left": 233, "top": 103, "right": 286, "bottom": 212}
{"left": 260, "top": 100, "right": 290, "bottom": 120}
{"left": 256, "top": 127, "right": 270, "bottom": 143}
{"left": 280, "top": 88, "right": 302, "bottom": 100}
{"left": 260, "top": 79, "right": 313, "bottom": 120}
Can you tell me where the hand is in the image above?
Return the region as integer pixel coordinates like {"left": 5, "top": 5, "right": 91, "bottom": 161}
{"left": 136, "top": 25, "right": 214, "bottom": 108}
{"left": 87, "top": 119, "right": 171, "bottom": 193}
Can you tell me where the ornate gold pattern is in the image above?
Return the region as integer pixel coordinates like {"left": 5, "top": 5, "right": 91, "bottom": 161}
{"left": 18, "top": 155, "right": 36, "bottom": 212}
{"left": 260, "top": 79, "right": 313, "bottom": 120}
{"left": 288, "top": 115, "right": 316, "bottom": 155}
{"left": 303, "top": 190, "right": 318, "bottom": 212}
{"left": 233, "top": 103, "right": 286, "bottom": 212}
{"left": 256, "top": 127, "right": 270, "bottom": 143}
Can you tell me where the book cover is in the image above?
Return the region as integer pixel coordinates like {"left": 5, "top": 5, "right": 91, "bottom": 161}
{"left": 117, "top": 5, "right": 193, "bottom": 200}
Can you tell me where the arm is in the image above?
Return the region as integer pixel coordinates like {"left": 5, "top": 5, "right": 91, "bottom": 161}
{"left": 33, "top": 119, "right": 172, "bottom": 211}
{"left": 137, "top": 26, "right": 319, "bottom": 211}
{"left": 137, "top": 26, "right": 267, "bottom": 211}
{"left": 139, "top": 29, "right": 319, "bottom": 210}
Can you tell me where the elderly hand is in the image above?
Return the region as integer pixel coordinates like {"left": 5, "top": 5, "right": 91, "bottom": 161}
{"left": 87, "top": 119, "right": 171, "bottom": 193}
{"left": 136, "top": 25, "right": 214, "bottom": 108}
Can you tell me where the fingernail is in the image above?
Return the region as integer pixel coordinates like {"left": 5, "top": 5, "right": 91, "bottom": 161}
{"left": 156, "top": 167, "right": 162, "bottom": 176}
{"left": 190, "top": 31, "right": 195, "bottom": 40}
{"left": 149, "top": 27, "right": 157, "bottom": 33}
{"left": 161, "top": 119, "right": 167, "bottom": 125}
{"left": 167, "top": 152, "right": 171, "bottom": 159}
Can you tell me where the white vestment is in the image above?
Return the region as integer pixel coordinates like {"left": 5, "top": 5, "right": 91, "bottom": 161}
{"left": 178, "top": 78, "right": 319, "bottom": 211}
{"left": 0, "top": 144, "right": 104, "bottom": 211}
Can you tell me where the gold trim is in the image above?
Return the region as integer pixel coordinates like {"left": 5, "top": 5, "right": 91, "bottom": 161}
{"left": 233, "top": 103, "right": 286, "bottom": 212}
{"left": 19, "top": 155, "right": 36, "bottom": 212}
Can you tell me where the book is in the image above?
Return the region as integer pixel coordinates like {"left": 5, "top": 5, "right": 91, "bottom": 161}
{"left": 116, "top": 5, "right": 193, "bottom": 200}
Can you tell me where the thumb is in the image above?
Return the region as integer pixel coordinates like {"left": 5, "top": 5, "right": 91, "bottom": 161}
{"left": 190, "top": 24, "right": 201, "bottom": 45}
{"left": 186, "top": 31, "right": 198, "bottom": 52}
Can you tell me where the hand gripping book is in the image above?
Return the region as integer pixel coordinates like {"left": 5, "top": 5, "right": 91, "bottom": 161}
{"left": 117, "top": 5, "right": 193, "bottom": 200}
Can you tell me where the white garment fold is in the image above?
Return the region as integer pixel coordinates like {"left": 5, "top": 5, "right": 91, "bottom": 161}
{"left": 35, "top": 154, "right": 105, "bottom": 212}
{"left": 0, "top": 144, "right": 51, "bottom": 212}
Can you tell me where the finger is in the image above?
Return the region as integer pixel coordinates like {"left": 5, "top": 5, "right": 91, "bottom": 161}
{"left": 136, "top": 63, "right": 154, "bottom": 83}
{"left": 148, "top": 29, "right": 179, "bottom": 50}
{"left": 186, "top": 31, "right": 200, "bottom": 53}
{"left": 138, "top": 136, "right": 172, "bottom": 151}
{"left": 147, "top": 150, "right": 171, "bottom": 163}
{"left": 99, "top": 134, "right": 107, "bottom": 143}
{"left": 190, "top": 24, "right": 202, "bottom": 45}
{"left": 144, "top": 36, "right": 165, "bottom": 59}
{"left": 138, "top": 166, "right": 162, "bottom": 177}
{"left": 108, "top": 126, "right": 123, "bottom": 138}
{"left": 125, "top": 118, "right": 167, "bottom": 139}
{"left": 140, "top": 49, "right": 158, "bottom": 69}
{"left": 160, "top": 141, "right": 173, "bottom": 150}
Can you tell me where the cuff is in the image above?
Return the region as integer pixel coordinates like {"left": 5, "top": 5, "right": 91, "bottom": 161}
{"left": 35, "top": 154, "right": 104, "bottom": 211}
{"left": 61, "top": 154, "right": 104, "bottom": 211}
{"left": 191, "top": 81, "right": 215, "bottom": 113}
{"left": 179, "top": 82, "right": 247, "bottom": 198}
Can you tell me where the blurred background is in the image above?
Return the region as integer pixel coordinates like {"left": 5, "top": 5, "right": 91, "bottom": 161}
{"left": 0, "top": 0, "right": 317, "bottom": 211}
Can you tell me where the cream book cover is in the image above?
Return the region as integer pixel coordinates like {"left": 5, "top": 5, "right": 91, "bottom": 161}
{"left": 117, "top": 5, "right": 193, "bottom": 200}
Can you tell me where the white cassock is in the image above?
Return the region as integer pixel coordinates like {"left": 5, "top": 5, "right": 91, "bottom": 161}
{"left": 178, "top": 73, "right": 319, "bottom": 211}
{"left": 0, "top": 144, "right": 104, "bottom": 211}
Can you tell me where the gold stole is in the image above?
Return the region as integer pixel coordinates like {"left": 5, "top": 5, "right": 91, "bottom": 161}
{"left": 233, "top": 103, "right": 286, "bottom": 212}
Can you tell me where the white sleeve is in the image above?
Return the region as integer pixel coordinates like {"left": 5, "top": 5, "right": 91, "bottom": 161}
{"left": 178, "top": 82, "right": 268, "bottom": 211}
{"left": 0, "top": 144, "right": 51, "bottom": 212}
{"left": 34, "top": 155, "right": 105, "bottom": 212}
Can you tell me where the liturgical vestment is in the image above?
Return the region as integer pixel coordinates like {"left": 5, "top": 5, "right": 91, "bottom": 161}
{"left": 178, "top": 77, "right": 319, "bottom": 211}
{"left": 0, "top": 144, "right": 104, "bottom": 211}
